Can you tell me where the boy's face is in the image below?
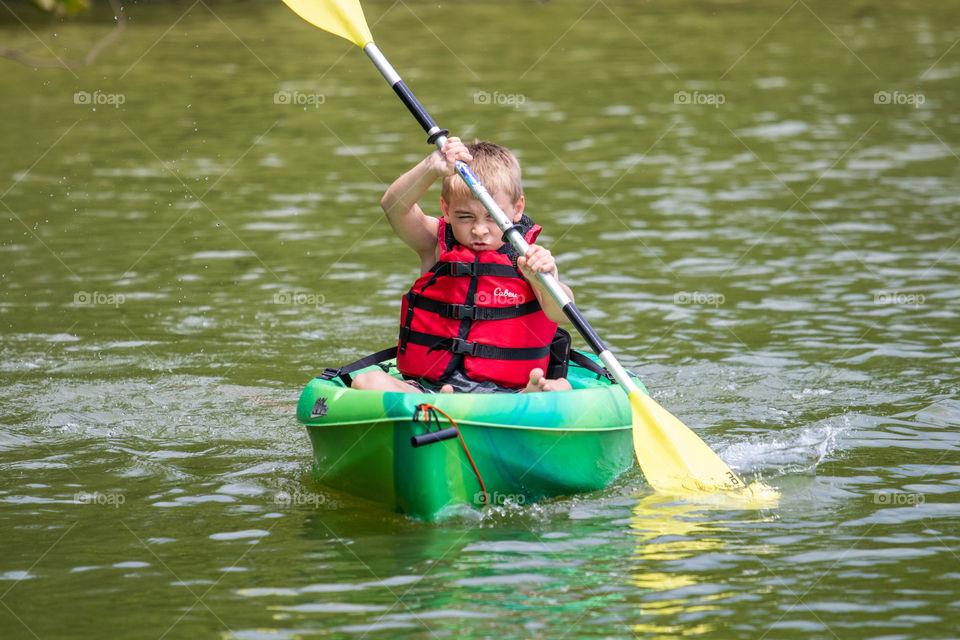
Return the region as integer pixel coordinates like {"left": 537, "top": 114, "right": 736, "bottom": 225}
{"left": 440, "top": 191, "right": 524, "bottom": 253}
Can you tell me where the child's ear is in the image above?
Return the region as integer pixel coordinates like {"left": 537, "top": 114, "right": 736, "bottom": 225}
{"left": 511, "top": 195, "right": 525, "bottom": 222}
{"left": 440, "top": 197, "right": 450, "bottom": 220}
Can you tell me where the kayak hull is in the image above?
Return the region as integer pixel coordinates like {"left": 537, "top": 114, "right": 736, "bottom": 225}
{"left": 297, "top": 356, "right": 644, "bottom": 520}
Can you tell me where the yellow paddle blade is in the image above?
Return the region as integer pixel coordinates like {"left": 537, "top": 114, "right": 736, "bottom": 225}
{"left": 280, "top": 0, "right": 374, "bottom": 47}
{"left": 630, "top": 389, "right": 745, "bottom": 494}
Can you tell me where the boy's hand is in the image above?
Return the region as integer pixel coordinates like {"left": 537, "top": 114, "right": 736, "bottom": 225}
{"left": 427, "top": 137, "right": 473, "bottom": 176}
{"left": 517, "top": 245, "right": 559, "bottom": 282}
{"left": 519, "top": 245, "right": 572, "bottom": 323}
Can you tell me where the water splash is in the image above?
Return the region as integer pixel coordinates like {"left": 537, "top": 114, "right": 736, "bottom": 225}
{"left": 717, "top": 416, "right": 850, "bottom": 477}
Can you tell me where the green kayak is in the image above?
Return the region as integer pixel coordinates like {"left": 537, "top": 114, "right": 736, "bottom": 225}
{"left": 296, "top": 352, "right": 647, "bottom": 521}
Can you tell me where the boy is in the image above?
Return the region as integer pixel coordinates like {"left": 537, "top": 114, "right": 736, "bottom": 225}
{"left": 352, "top": 138, "right": 573, "bottom": 394}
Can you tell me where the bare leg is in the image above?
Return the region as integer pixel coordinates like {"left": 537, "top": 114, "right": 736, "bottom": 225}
{"left": 351, "top": 370, "right": 423, "bottom": 392}
{"left": 522, "top": 368, "right": 573, "bottom": 393}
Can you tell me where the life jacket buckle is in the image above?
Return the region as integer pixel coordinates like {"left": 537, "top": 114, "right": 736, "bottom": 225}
{"left": 450, "top": 262, "right": 474, "bottom": 277}
{"left": 449, "top": 338, "right": 479, "bottom": 356}
{"left": 451, "top": 304, "right": 476, "bottom": 320}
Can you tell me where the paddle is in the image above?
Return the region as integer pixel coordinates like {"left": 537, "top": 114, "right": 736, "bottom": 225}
{"left": 280, "top": 0, "right": 746, "bottom": 494}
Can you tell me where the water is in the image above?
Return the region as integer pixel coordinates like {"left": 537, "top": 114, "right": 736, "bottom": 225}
{"left": 2, "top": 0, "right": 959, "bottom": 637}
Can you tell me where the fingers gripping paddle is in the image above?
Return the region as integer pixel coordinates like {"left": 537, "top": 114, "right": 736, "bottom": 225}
{"left": 281, "top": 0, "right": 746, "bottom": 494}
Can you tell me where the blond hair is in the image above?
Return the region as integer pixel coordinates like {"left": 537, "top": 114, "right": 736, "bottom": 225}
{"left": 441, "top": 140, "right": 523, "bottom": 205}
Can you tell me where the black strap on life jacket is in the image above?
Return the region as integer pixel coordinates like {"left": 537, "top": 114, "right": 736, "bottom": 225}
{"left": 399, "top": 329, "right": 551, "bottom": 361}
{"left": 440, "top": 253, "right": 482, "bottom": 378}
{"left": 405, "top": 291, "right": 542, "bottom": 321}
{"left": 428, "top": 261, "right": 524, "bottom": 279}
{"left": 411, "top": 261, "right": 525, "bottom": 302}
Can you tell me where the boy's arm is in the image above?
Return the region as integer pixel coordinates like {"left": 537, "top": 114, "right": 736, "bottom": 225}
{"left": 381, "top": 138, "right": 472, "bottom": 266}
{"left": 517, "top": 245, "right": 573, "bottom": 324}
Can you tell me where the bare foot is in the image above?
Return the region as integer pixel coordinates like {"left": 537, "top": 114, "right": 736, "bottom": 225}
{"left": 523, "top": 368, "right": 573, "bottom": 393}
{"left": 440, "top": 384, "right": 454, "bottom": 393}
{"left": 524, "top": 368, "right": 545, "bottom": 393}
{"left": 538, "top": 375, "right": 572, "bottom": 392}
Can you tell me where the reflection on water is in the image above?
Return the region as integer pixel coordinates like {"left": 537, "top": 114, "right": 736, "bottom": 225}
{"left": 629, "top": 493, "right": 775, "bottom": 639}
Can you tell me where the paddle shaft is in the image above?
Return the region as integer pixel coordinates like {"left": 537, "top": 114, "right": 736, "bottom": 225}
{"left": 364, "top": 43, "right": 639, "bottom": 392}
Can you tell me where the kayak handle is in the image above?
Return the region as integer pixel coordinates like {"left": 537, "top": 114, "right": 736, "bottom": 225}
{"left": 410, "top": 427, "right": 459, "bottom": 448}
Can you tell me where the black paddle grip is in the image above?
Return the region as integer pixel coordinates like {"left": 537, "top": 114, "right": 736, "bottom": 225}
{"left": 563, "top": 302, "right": 607, "bottom": 355}
{"left": 392, "top": 81, "right": 447, "bottom": 142}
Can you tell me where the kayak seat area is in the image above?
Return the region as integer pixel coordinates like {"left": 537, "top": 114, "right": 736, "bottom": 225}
{"left": 317, "top": 351, "right": 625, "bottom": 392}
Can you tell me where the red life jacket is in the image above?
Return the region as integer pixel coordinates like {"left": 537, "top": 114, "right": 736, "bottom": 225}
{"left": 396, "top": 216, "right": 558, "bottom": 388}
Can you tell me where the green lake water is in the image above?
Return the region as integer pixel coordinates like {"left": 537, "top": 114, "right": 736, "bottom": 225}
{"left": 2, "top": 0, "right": 959, "bottom": 637}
